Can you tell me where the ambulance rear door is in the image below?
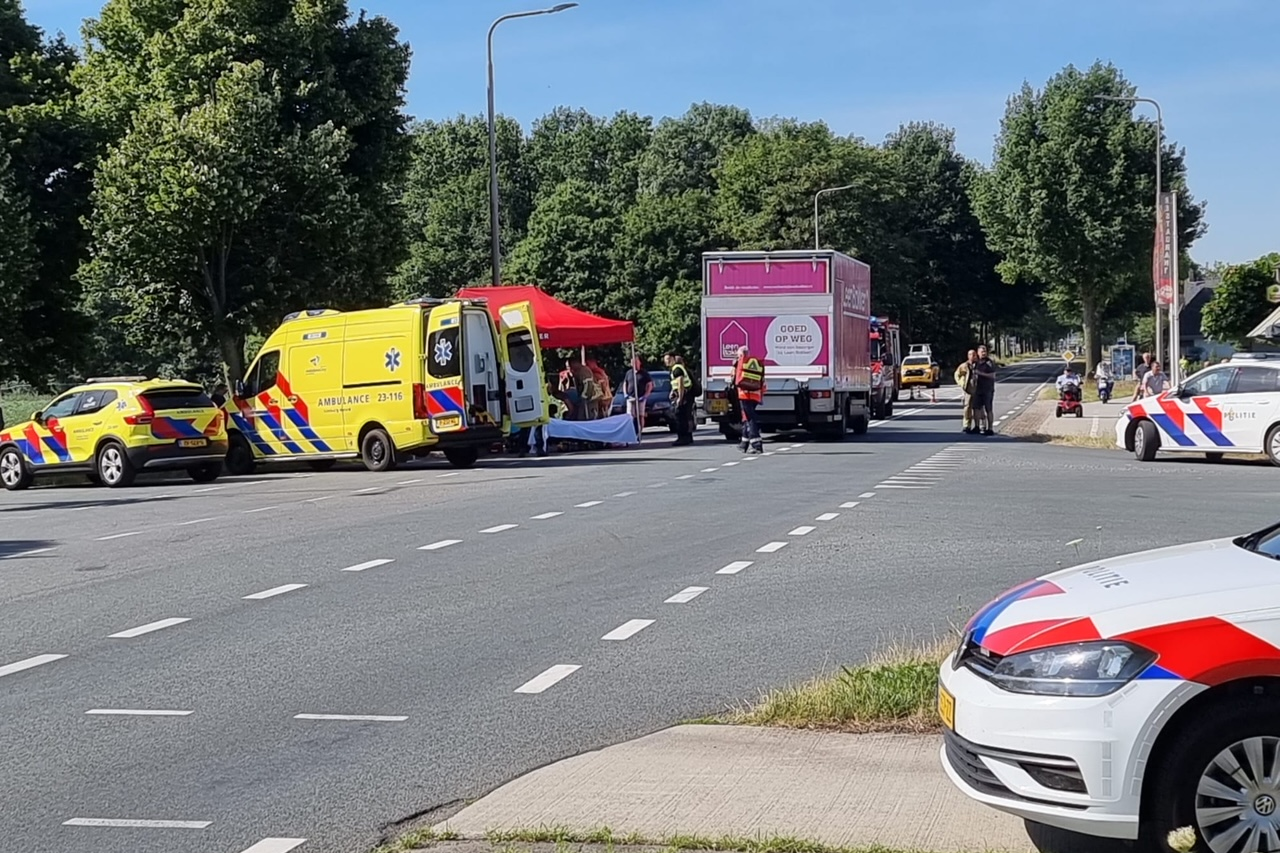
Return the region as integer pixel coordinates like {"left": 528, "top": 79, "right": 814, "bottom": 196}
{"left": 496, "top": 300, "right": 547, "bottom": 428}
{"left": 420, "top": 302, "right": 468, "bottom": 434}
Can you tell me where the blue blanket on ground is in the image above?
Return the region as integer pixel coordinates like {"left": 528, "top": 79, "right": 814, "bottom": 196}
{"left": 544, "top": 414, "right": 639, "bottom": 445}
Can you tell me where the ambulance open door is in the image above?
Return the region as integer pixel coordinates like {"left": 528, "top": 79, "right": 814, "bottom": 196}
{"left": 497, "top": 301, "right": 547, "bottom": 428}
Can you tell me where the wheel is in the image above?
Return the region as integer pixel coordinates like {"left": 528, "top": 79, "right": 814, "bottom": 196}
{"left": 1143, "top": 697, "right": 1280, "bottom": 853}
{"left": 1134, "top": 420, "right": 1159, "bottom": 462}
{"left": 442, "top": 446, "right": 479, "bottom": 469}
{"left": 1075, "top": 407, "right": 1084, "bottom": 418}
{"left": 891, "top": 388, "right": 900, "bottom": 402}
{"left": 884, "top": 402, "right": 893, "bottom": 418}
{"left": 360, "top": 428, "right": 396, "bottom": 472}
{"left": 0, "top": 446, "right": 32, "bottom": 491}
{"left": 1267, "top": 424, "right": 1280, "bottom": 468}
{"left": 1204, "top": 452, "right": 1224, "bottom": 463}
{"left": 1055, "top": 408, "right": 1063, "bottom": 418}
{"left": 720, "top": 421, "right": 741, "bottom": 442}
{"left": 851, "top": 415, "right": 869, "bottom": 435}
{"left": 225, "top": 433, "right": 256, "bottom": 476}
{"left": 96, "top": 441, "right": 136, "bottom": 488}
{"left": 187, "top": 462, "right": 220, "bottom": 483}
{"left": 306, "top": 459, "right": 337, "bottom": 472}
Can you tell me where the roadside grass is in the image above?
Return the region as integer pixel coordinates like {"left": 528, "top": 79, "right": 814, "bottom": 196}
{"left": 375, "top": 826, "right": 462, "bottom": 853}
{"left": 710, "top": 637, "right": 953, "bottom": 734}
{"left": 1037, "top": 380, "right": 1136, "bottom": 404}
{"left": 0, "top": 393, "right": 46, "bottom": 423}
{"left": 1022, "top": 433, "right": 1117, "bottom": 450}
{"left": 431, "top": 827, "right": 950, "bottom": 853}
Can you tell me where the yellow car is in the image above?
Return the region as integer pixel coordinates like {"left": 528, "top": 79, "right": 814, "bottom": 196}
{"left": 0, "top": 377, "right": 228, "bottom": 490}
{"left": 899, "top": 354, "right": 940, "bottom": 389}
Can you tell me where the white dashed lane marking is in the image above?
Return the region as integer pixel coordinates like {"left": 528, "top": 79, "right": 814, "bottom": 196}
{"left": 614, "top": 491, "right": 636, "bottom": 497}
{"left": 238, "top": 840, "right": 308, "bottom": 853}
{"left": 815, "top": 512, "right": 840, "bottom": 521}
{"left": 108, "top": 618, "right": 190, "bottom": 639}
{"left": 438, "top": 472, "right": 460, "bottom": 478}
{"left": 647, "top": 482, "right": 666, "bottom": 488}
{"left": 180, "top": 517, "right": 219, "bottom": 525}
{"left": 717, "top": 561, "right": 753, "bottom": 575}
{"left": 63, "top": 818, "right": 211, "bottom": 829}
{"left": 293, "top": 713, "right": 407, "bottom": 722}
{"left": 839, "top": 501, "right": 860, "bottom": 508}
{"left": 242, "top": 505, "right": 278, "bottom": 514}
{"left": 574, "top": 501, "right": 603, "bottom": 508}
{"left": 85, "top": 709, "right": 192, "bottom": 716}
{"left": 1, "top": 547, "right": 54, "bottom": 559}
{"left": 353, "top": 487, "right": 382, "bottom": 495}
{"left": 304, "top": 496, "right": 332, "bottom": 504}
{"left": 515, "top": 664, "right": 580, "bottom": 694}
{"left": 665, "top": 586, "right": 708, "bottom": 604}
{"left": 340, "top": 559, "right": 393, "bottom": 573}
{"left": 419, "top": 539, "right": 462, "bottom": 551}
{"left": 531, "top": 512, "right": 563, "bottom": 520}
{"left": 601, "top": 619, "right": 655, "bottom": 641}
{"left": 756, "top": 541, "right": 788, "bottom": 553}
{"left": 788, "top": 526, "right": 816, "bottom": 536}
{"left": 192, "top": 486, "right": 225, "bottom": 493}
{"left": 700, "top": 467, "right": 720, "bottom": 473}
{"left": 397, "top": 478, "right": 423, "bottom": 485}
{"left": 481, "top": 524, "right": 518, "bottom": 534}
{"left": 721, "top": 461, "right": 740, "bottom": 466}
{"left": 859, "top": 492, "right": 876, "bottom": 498}
{"left": 676, "top": 474, "right": 695, "bottom": 480}
{"left": 244, "top": 583, "right": 308, "bottom": 600}
{"left": 0, "top": 654, "right": 66, "bottom": 678}
{"left": 96, "top": 531, "right": 142, "bottom": 541}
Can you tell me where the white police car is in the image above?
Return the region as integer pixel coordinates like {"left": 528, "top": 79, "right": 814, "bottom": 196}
{"left": 1116, "top": 353, "right": 1280, "bottom": 465}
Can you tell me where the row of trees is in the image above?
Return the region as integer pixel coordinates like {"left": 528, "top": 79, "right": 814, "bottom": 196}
{"left": 1, "top": 0, "right": 1217, "bottom": 390}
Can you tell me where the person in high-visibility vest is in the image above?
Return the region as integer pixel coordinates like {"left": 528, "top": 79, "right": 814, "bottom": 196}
{"left": 664, "top": 351, "right": 695, "bottom": 447}
{"left": 732, "top": 345, "right": 765, "bottom": 454}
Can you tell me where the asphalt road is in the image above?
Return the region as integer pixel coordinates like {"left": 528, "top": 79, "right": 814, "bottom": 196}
{"left": 2, "top": 358, "right": 1276, "bottom": 853}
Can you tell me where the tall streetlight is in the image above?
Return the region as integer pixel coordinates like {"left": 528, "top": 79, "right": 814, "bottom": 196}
{"left": 1096, "top": 94, "right": 1171, "bottom": 378}
{"left": 813, "top": 184, "right": 856, "bottom": 250}
{"left": 487, "top": 3, "right": 578, "bottom": 287}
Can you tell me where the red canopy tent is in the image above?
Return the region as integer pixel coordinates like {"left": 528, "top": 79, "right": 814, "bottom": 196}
{"left": 454, "top": 285, "right": 634, "bottom": 349}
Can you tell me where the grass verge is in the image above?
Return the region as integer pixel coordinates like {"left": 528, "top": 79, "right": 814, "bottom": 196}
{"left": 710, "top": 638, "right": 952, "bottom": 734}
{"left": 375, "top": 827, "right": 463, "bottom": 853}
{"left": 1037, "top": 380, "right": 1136, "bottom": 404}
{"left": 405, "top": 826, "right": 950, "bottom": 853}
{"left": 0, "top": 394, "right": 45, "bottom": 422}
{"left": 1022, "top": 433, "right": 1117, "bottom": 450}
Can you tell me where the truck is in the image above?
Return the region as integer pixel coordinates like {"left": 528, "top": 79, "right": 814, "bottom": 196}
{"left": 701, "top": 249, "right": 873, "bottom": 441}
{"left": 869, "top": 316, "right": 901, "bottom": 420}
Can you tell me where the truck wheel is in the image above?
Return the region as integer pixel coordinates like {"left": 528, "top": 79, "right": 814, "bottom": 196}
{"left": 1134, "top": 420, "right": 1159, "bottom": 462}
{"left": 360, "top": 428, "right": 397, "bottom": 472}
{"left": 851, "top": 415, "right": 869, "bottom": 435}
{"left": 443, "top": 446, "right": 479, "bottom": 469}
{"left": 719, "top": 421, "right": 741, "bottom": 442}
{"left": 225, "top": 433, "right": 256, "bottom": 476}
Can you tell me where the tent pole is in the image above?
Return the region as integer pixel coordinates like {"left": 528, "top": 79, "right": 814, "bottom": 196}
{"left": 630, "top": 340, "right": 640, "bottom": 445}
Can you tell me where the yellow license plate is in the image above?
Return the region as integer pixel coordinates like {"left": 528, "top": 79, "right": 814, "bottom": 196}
{"left": 178, "top": 438, "right": 208, "bottom": 448}
{"left": 434, "top": 415, "right": 461, "bottom": 430}
{"left": 708, "top": 400, "right": 729, "bottom": 414}
{"left": 938, "top": 686, "right": 955, "bottom": 730}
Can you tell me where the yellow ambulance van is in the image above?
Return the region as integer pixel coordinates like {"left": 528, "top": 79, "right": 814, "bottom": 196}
{"left": 224, "top": 296, "right": 546, "bottom": 473}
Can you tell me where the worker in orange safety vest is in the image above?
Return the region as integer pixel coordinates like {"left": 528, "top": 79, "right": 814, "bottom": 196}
{"left": 733, "top": 345, "right": 766, "bottom": 454}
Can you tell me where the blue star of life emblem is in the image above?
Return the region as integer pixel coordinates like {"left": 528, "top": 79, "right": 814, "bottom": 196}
{"left": 384, "top": 348, "right": 401, "bottom": 371}
{"left": 433, "top": 337, "right": 453, "bottom": 367}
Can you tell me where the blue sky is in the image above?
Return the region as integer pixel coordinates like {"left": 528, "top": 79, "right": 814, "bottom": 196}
{"left": 26, "top": 0, "right": 1280, "bottom": 265}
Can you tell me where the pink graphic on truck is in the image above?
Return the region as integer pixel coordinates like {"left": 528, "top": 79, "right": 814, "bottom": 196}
{"left": 705, "top": 316, "right": 830, "bottom": 369}
{"left": 706, "top": 259, "right": 828, "bottom": 295}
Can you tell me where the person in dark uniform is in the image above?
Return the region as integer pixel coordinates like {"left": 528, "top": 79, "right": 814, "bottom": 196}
{"left": 664, "top": 351, "right": 695, "bottom": 446}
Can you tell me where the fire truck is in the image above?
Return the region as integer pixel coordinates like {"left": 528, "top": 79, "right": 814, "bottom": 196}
{"left": 869, "top": 316, "right": 901, "bottom": 419}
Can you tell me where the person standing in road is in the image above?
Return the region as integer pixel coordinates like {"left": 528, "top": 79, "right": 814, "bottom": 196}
{"left": 954, "top": 349, "right": 978, "bottom": 434}
{"left": 664, "top": 351, "right": 695, "bottom": 447}
{"left": 733, "top": 345, "right": 765, "bottom": 454}
{"left": 973, "top": 345, "right": 997, "bottom": 436}
{"left": 620, "top": 357, "right": 653, "bottom": 433}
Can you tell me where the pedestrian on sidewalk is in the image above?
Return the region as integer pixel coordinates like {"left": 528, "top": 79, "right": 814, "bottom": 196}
{"left": 1138, "top": 361, "right": 1168, "bottom": 399}
{"left": 732, "top": 345, "right": 765, "bottom": 454}
{"left": 620, "top": 357, "right": 653, "bottom": 433}
{"left": 954, "top": 349, "right": 978, "bottom": 434}
{"left": 973, "top": 345, "right": 997, "bottom": 436}
{"left": 1131, "top": 351, "right": 1153, "bottom": 400}
{"left": 664, "top": 351, "right": 695, "bottom": 446}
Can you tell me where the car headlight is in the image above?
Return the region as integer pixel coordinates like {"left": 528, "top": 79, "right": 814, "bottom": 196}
{"left": 987, "top": 641, "right": 1156, "bottom": 697}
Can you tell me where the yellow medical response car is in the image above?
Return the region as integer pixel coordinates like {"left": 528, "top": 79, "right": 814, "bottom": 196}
{"left": 224, "top": 296, "right": 546, "bottom": 474}
{"left": 0, "top": 377, "right": 228, "bottom": 490}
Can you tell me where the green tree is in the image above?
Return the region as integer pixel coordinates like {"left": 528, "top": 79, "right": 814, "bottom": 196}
{"left": 525, "top": 107, "right": 652, "bottom": 211}
{"left": 975, "top": 62, "right": 1204, "bottom": 370}
{"left": 76, "top": 0, "right": 411, "bottom": 381}
{"left": 635, "top": 101, "right": 755, "bottom": 196}
{"left": 1201, "top": 253, "right": 1280, "bottom": 349}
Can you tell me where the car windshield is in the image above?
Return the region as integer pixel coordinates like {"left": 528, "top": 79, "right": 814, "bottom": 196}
{"left": 1237, "top": 522, "right": 1280, "bottom": 560}
{"left": 903, "top": 357, "right": 930, "bottom": 366}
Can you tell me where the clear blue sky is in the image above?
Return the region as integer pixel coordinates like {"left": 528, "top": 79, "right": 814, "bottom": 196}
{"left": 27, "top": 0, "right": 1280, "bottom": 266}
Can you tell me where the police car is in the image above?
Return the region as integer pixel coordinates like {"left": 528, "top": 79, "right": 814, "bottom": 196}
{"left": 939, "top": 519, "right": 1280, "bottom": 851}
{"left": 1116, "top": 353, "right": 1280, "bottom": 466}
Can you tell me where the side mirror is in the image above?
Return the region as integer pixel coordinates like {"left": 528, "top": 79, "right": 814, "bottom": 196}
{"left": 31, "top": 410, "right": 43, "bottom": 424}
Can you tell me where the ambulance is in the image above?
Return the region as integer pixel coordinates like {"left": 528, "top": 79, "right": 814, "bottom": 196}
{"left": 224, "top": 296, "right": 546, "bottom": 474}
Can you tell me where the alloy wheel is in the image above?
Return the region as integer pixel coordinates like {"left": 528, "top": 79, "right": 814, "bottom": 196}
{"left": 1196, "top": 735, "right": 1280, "bottom": 852}
{"left": 1, "top": 452, "right": 21, "bottom": 487}
{"left": 100, "top": 446, "right": 124, "bottom": 485}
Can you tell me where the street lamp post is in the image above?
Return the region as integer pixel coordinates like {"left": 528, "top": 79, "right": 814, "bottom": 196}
{"left": 813, "top": 184, "right": 856, "bottom": 250}
{"left": 487, "top": 3, "right": 578, "bottom": 287}
{"left": 1096, "top": 94, "right": 1172, "bottom": 379}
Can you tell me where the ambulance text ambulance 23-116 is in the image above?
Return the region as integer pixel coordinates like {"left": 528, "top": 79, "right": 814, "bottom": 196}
{"left": 224, "top": 296, "right": 547, "bottom": 474}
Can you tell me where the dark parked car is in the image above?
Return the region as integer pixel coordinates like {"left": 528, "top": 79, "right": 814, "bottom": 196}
{"left": 611, "top": 370, "right": 676, "bottom": 431}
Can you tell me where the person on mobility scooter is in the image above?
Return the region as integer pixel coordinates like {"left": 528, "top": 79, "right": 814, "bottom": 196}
{"left": 1055, "top": 365, "right": 1083, "bottom": 418}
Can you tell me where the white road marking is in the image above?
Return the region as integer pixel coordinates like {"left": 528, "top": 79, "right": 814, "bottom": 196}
{"left": 859, "top": 492, "right": 876, "bottom": 498}
{"left": 601, "top": 619, "right": 655, "bottom": 641}
{"left": 96, "top": 531, "right": 142, "bottom": 541}
{"left": 1090, "top": 417, "right": 1101, "bottom": 438}
{"left": 238, "top": 840, "right": 308, "bottom": 853}
{"left": 419, "top": 539, "right": 462, "bottom": 551}
{"left": 304, "top": 496, "right": 332, "bottom": 503}
{"left": 108, "top": 618, "right": 190, "bottom": 639}
{"left": 244, "top": 583, "right": 308, "bottom": 600}
{"left": 85, "top": 709, "right": 192, "bottom": 716}
{"left": 876, "top": 484, "right": 932, "bottom": 489}
{"left": 788, "top": 526, "right": 816, "bottom": 536}
{"left": 480, "top": 524, "right": 518, "bottom": 534}
{"left": 700, "top": 467, "right": 720, "bottom": 472}
{"left": 762, "top": 451, "right": 775, "bottom": 456}
{"left": 665, "top": 586, "right": 708, "bottom": 604}
{"left": 180, "top": 516, "right": 219, "bottom": 525}
{"left": 0, "top": 654, "right": 66, "bottom": 678}
{"left": 788, "top": 443, "right": 804, "bottom": 449}
{"left": 192, "top": 486, "right": 225, "bottom": 493}
{"left": 721, "top": 461, "right": 740, "bottom": 466}
{"left": 815, "top": 512, "right": 840, "bottom": 521}
{"left": 341, "top": 559, "right": 393, "bottom": 573}
{"left": 293, "top": 713, "right": 407, "bottom": 722}
{"left": 397, "top": 478, "right": 423, "bottom": 485}
{"left": 995, "top": 418, "right": 1006, "bottom": 424}
{"left": 67, "top": 506, "right": 94, "bottom": 512}
{"left": 717, "top": 560, "right": 753, "bottom": 575}
{"left": 676, "top": 474, "right": 695, "bottom": 480}
{"left": 839, "top": 501, "right": 860, "bottom": 508}
{"left": 353, "top": 487, "right": 382, "bottom": 494}
{"left": 614, "top": 491, "right": 636, "bottom": 497}
{"left": 2, "top": 547, "right": 54, "bottom": 559}
{"left": 647, "top": 482, "right": 666, "bottom": 488}
{"left": 63, "top": 818, "right": 211, "bottom": 829}
{"left": 776, "top": 448, "right": 790, "bottom": 453}
{"left": 242, "top": 505, "right": 278, "bottom": 514}
{"left": 742, "top": 456, "right": 758, "bottom": 461}
{"left": 531, "top": 511, "right": 563, "bottom": 520}
{"left": 515, "top": 664, "right": 580, "bottom": 694}
{"left": 574, "top": 501, "right": 603, "bottom": 508}
{"left": 756, "top": 541, "right": 788, "bottom": 553}
{"left": 438, "top": 472, "right": 460, "bottom": 478}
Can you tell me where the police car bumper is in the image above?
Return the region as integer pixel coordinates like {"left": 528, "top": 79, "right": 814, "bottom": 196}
{"left": 1114, "top": 412, "right": 1131, "bottom": 450}
{"left": 128, "top": 438, "right": 230, "bottom": 469}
